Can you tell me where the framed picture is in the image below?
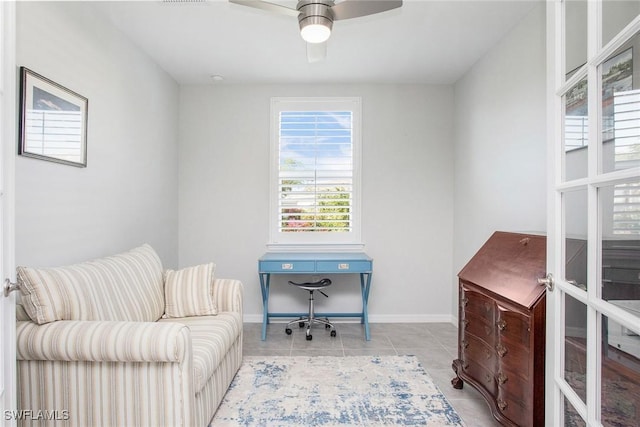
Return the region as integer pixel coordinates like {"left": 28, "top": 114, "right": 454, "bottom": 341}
{"left": 18, "top": 67, "right": 88, "bottom": 167}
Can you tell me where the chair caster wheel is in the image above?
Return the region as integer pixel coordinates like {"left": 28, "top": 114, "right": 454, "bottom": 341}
{"left": 299, "top": 322, "right": 305, "bottom": 328}
{"left": 285, "top": 328, "right": 292, "bottom": 335}
{"left": 330, "top": 330, "right": 337, "bottom": 337}
{"left": 325, "top": 324, "right": 331, "bottom": 329}
{"left": 306, "top": 334, "right": 312, "bottom": 341}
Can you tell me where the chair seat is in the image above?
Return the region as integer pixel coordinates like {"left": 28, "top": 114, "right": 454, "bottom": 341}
{"left": 288, "top": 278, "right": 331, "bottom": 291}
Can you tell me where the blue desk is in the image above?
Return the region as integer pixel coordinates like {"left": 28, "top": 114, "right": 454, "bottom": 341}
{"left": 258, "top": 252, "right": 373, "bottom": 341}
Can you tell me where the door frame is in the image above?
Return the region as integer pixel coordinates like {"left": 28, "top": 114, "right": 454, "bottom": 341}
{"left": 1, "top": 1, "right": 17, "bottom": 426}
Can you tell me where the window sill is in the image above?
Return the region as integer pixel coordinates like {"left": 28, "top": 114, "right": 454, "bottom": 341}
{"left": 266, "top": 242, "right": 365, "bottom": 253}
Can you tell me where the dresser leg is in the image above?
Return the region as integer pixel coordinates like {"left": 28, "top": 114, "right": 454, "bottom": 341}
{"left": 451, "top": 360, "right": 464, "bottom": 389}
{"left": 451, "top": 376, "right": 464, "bottom": 389}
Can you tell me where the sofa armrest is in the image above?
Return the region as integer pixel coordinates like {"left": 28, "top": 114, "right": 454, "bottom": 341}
{"left": 17, "top": 320, "right": 191, "bottom": 363}
{"left": 212, "top": 278, "right": 243, "bottom": 315}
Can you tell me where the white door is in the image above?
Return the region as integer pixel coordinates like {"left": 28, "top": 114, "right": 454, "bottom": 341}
{"left": 0, "top": 2, "right": 16, "bottom": 426}
{"left": 546, "top": 1, "right": 640, "bottom": 426}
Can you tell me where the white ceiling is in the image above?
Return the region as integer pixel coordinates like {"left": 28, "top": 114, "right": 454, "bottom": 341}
{"left": 93, "top": 0, "right": 540, "bottom": 85}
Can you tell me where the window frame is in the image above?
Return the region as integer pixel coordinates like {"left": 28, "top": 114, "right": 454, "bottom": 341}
{"left": 268, "top": 96, "right": 363, "bottom": 251}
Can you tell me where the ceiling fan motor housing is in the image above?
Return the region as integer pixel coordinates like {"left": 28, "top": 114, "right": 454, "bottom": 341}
{"left": 297, "top": 0, "right": 335, "bottom": 33}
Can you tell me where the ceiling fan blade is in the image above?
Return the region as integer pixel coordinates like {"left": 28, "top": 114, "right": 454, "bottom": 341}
{"left": 307, "top": 42, "right": 327, "bottom": 63}
{"left": 331, "top": 0, "right": 402, "bottom": 20}
{"left": 228, "top": 0, "right": 300, "bottom": 17}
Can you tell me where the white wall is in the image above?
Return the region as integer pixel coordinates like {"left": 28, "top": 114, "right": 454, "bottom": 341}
{"left": 16, "top": 2, "right": 179, "bottom": 268}
{"left": 452, "top": 4, "right": 547, "bottom": 310}
{"left": 178, "top": 84, "right": 455, "bottom": 322}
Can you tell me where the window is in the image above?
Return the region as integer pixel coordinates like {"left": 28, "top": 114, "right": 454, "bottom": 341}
{"left": 269, "top": 97, "right": 362, "bottom": 250}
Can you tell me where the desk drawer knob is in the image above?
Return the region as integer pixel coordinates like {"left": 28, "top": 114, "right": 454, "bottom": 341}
{"left": 338, "top": 263, "right": 350, "bottom": 270}
{"left": 281, "top": 263, "right": 294, "bottom": 270}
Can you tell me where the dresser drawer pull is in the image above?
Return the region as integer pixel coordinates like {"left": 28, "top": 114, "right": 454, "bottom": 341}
{"left": 462, "top": 340, "right": 469, "bottom": 349}
{"left": 497, "top": 319, "right": 507, "bottom": 331}
{"left": 496, "top": 344, "right": 508, "bottom": 357}
{"left": 498, "top": 372, "right": 508, "bottom": 384}
{"left": 497, "top": 399, "right": 508, "bottom": 411}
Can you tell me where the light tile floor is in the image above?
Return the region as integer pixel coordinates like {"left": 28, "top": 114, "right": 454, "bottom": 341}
{"left": 243, "top": 322, "right": 501, "bottom": 427}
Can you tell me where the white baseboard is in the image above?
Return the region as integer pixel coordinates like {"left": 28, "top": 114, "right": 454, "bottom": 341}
{"left": 243, "top": 313, "right": 457, "bottom": 326}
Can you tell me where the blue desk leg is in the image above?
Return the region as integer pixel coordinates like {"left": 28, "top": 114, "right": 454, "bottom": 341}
{"left": 360, "top": 272, "right": 372, "bottom": 341}
{"left": 259, "top": 273, "right": 270, "bottom": 341}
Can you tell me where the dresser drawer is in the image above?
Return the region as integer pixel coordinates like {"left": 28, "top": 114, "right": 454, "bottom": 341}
{"left": 496, "top": 393, "right": 528, "bottom": 427}
{"left": 496, "top": 306, "right": 532, "bottom": 348}
{"left": 462, "top": 312, "right": 496, "bottom": 347}
{"left": 316, "top": 260, "right": 371, "bottom": 273}
{"left": 496, "top": 341, "right": 530, "bottom": 379}
{"left": 260, "top": 261, "right": 315, "bottom": 272}
{"left": 461, "top": 356, "right": 497, "bottom": 397}
{"left": 496, "top": 367, "right": 531, "bottom": 405}
{"left": 461, "top": 286, "right": 495, "bottom": 324}
{"left": 462, "top": 332, "right": 496, "bottom": 373}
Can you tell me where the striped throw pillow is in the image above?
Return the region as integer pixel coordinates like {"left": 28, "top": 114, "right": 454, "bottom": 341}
{"left": 164, "top": 263, "right": 217, "bottom": 318}
{"left": 17, "top": 244, "right": 165, "bottom": 324}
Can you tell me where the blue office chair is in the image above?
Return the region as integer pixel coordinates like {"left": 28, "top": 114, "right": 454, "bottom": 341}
{"left": 285, "top": 278, "right": 337, "bottom": 341}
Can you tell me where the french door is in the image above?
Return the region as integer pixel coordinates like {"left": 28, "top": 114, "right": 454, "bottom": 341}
{"left": 546, "top": 1, "right": 640, "bottom": 426}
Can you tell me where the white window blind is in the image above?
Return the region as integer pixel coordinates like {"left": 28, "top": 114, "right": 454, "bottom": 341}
{"left": 270, "top": 97, "right": 361, "bottom": 249}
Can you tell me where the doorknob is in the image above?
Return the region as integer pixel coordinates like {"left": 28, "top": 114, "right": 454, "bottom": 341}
{"left": 4, "top": 278, "right": 19, "bottom": 297}
{"left": 537, "top": 273, "right": 554, "bottom": 292}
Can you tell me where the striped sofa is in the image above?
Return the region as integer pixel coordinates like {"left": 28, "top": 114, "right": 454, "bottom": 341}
{"left": 14, "top": 244, "right": 243, "bottom": 427}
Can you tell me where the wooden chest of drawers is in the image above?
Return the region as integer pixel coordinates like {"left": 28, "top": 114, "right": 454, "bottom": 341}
{"left": 452, "top": 232, "right": 546, "bottom": 427}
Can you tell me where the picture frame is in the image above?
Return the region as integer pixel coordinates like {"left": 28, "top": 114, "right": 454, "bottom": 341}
{"left": 18, "top": 67, "right": 88, "bottom": 167}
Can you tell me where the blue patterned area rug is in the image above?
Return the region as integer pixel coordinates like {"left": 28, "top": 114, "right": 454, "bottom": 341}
{"left": 211, "top": 355, "right": 465, "bottom": 426}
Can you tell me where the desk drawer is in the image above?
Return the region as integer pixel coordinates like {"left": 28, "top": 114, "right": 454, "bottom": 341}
{"left": 316, "top": 261, "right": 371, "bottom": 273}
{"left": 260, "top": 261, "right": 315, "bottom": 273}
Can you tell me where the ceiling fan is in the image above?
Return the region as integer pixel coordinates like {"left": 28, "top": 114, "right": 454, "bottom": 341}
{"left": 229, "top": 0, "right": 403, "bottom": 62}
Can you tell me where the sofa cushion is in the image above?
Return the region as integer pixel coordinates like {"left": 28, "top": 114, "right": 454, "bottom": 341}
{"left": 160, "top": 312, "right": 242, "bottom": 392}
{"left": 17, "top": 244, "right": 165, "bottom": 324}
{"left": 164, "top": 263, "right": 217, "bottom": 318}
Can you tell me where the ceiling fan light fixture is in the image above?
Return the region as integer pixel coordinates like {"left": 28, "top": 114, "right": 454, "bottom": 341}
{"left": 299, "top": 15, "right": 332, "bottom": 43}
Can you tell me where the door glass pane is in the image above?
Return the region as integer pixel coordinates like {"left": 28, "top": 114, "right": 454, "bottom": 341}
{"left": 600, "top": 179, "right": 640, "bottom": 302}
{"left": 601, "top": 33, "right": 639, "bottom": 174}
{"left": 603, "top": 0, "right": 640, "bottom": 47}
{"left": 601, "top": 313, "right": 640, "bottom": 426}
{"left": 565, "top": 0, "right": 588, "bottom": 78}
{"left": 565, "top": 395, "right": 586, "bottom": 426}
{"left": 565, "top": 293, "right": 588, "bottom": 403}
{"left": 565, "top": 78, "right": 589, "bottom": 180}
{"left": 565, "top": 188, "right": 589, "bottom": 290}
